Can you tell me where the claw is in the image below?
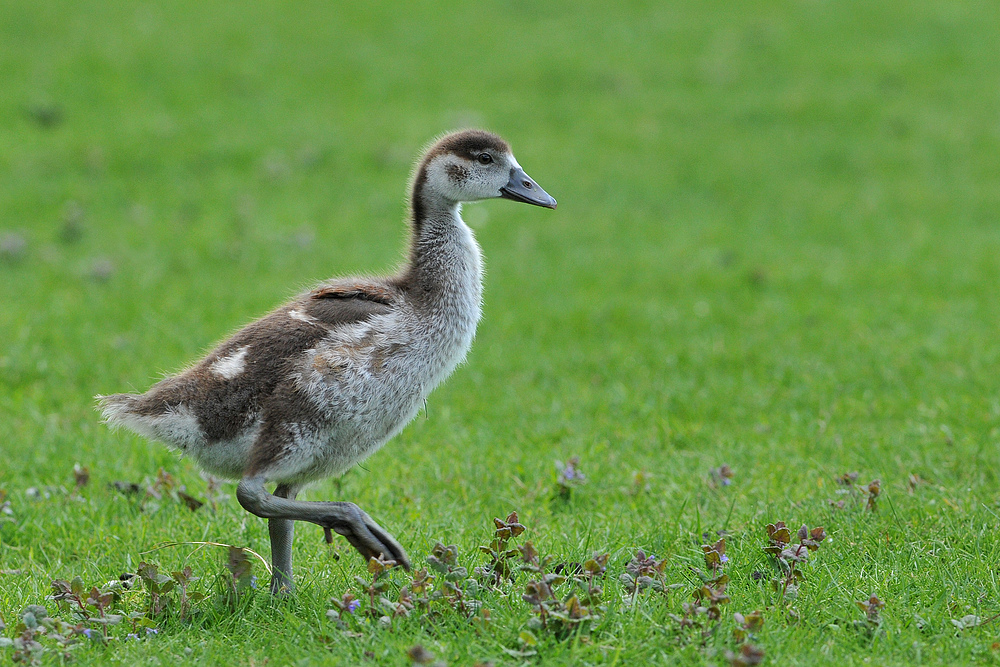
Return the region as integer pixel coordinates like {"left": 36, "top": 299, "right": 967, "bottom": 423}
{"left": 328, "top": 515, "right": 410, "bottom": 570}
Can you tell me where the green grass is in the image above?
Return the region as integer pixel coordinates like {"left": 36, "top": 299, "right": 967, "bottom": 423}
{"left": 2, "top": 0, "right": 1000, "bottom": 664}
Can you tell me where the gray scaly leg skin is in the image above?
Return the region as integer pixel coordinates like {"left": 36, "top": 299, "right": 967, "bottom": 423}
{"left": 268, "top": 483, "right": 301, "bottom": 595}
{"left": 237, "top": 476, "right": 410, "bottom": 591}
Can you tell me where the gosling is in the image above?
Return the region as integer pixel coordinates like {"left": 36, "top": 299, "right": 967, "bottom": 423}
{"left": 98, "top": 130, "right": 556, "bottom": 593}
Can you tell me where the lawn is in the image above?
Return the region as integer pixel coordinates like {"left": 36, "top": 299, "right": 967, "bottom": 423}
{"left": 2, "top": 0, "right": 1000, "bottom": 664}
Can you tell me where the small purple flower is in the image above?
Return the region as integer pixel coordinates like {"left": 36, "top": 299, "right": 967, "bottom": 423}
{"left": 720, "top": 554, "right": 730, "bottom": 564}
{"left": 145, "top": 628, "right": 159, "bottom": 636}
{"left": 82, "top": 629, "right": 94, "bottom": 639}
{"left": 126, "top": 633, "right": 140, "bottom": 641}
{"left": 346, "top": 599, "right": 361, "bottom": 614}
{"left": 558, "top": 459, "right": 585, "bottom": 483}
{"left": 250, "top": 576, "right": 258, "bottom": 589}
{"left": 721, "top": 478, "right": 732, "bottom": 486}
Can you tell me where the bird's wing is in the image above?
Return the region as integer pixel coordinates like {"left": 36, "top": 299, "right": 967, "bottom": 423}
{"left": 310, "top": 282, "right": 398, "bottom": 304}
{"left": 304, "top": 281, "right": 401, "bottom": 326}
{"left": 108, "top": 282, "right": 402, "bottom": 445}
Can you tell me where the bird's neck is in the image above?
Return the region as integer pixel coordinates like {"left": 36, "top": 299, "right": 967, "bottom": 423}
{"left": 400, "top": 176, "right": 484, "bottom": 318}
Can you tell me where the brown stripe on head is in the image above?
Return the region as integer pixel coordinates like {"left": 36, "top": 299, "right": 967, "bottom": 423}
{"left": 425, "top": 130, "right": 509, "bottom": 161}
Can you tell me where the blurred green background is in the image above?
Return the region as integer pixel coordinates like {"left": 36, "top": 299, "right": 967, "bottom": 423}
{"left": 2, "top": 1, "right": 1000, "bottom": 664}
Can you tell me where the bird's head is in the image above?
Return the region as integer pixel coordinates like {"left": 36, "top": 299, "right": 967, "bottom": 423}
{"left": 417, "top": 130, "right": 557, "bottom": 209}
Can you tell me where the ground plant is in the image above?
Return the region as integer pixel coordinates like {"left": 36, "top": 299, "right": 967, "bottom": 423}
{"left": 2, "top": 0, "right": 999, "bottom": 665}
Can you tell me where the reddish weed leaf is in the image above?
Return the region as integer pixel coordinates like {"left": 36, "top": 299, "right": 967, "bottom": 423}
{"left": 583, "top": 553, "right": 609, "bottom": 575}
{"left": 177, "top": 491, "right": 204, "bottom": 511}
{"left": 703, "top": 538, "right": 728, "bottom": 571}
{"left": 836, "top": 472, "right": 860, "bottom": 485}
{"left": 857, "top": 594, "right": 885, "bottom": 625}
{"left": 710, "top": 464, "right": 735, "bottom": 488}
{"left": 407, "top": 644, "right": 436, "bottom": 664}
{"left": 226, "top": 547, "right": 253, "bottom": 586}
{"left": 368, "top": 554, "right": 398, "bottom": 577}
{"left": 766, "top": 523, "right": 791, "bottom": 544}
{"left": 727, "top": 643, "right": 765, "bottom": 666}
{"left": 519, "top": 541, "right": 539, "bottom": 564}
{"left": 734, "top": 610, "right": 764, "bottom": 633}
{"left": 109, "top": 481, "right": 142, "bottom": 496}
{"left": 73, "top": 464, "right": 90, "bottom": 490}
{"left": 866, "top": 479, "right": 881, "bottom": 511}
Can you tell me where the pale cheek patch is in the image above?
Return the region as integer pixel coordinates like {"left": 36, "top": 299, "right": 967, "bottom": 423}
{"left": 425, "top": 156, "right": 454, "bottom": 195}
{"left": 211, "top": 345, "right": 250, "bottom": 379}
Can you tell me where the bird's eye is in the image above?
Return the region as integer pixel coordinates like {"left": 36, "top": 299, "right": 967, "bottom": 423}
{"left": 476, "top": 153, "right": 493, "bottom": 165}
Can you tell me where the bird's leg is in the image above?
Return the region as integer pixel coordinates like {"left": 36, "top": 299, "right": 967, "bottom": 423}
{"left": 268, "top": 483, "right": 301, "bottom": 595}
{"left": 237, "top": 476, "right": 410, "bottom": 577}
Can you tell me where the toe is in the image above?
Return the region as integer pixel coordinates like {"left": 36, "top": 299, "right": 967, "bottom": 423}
{"left": 361, "top": 521, "right": 409, "bottom": 569}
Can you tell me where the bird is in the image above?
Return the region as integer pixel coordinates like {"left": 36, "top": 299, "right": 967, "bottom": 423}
{"left": 97, "top": 129, "right": 557, "bottom": 594}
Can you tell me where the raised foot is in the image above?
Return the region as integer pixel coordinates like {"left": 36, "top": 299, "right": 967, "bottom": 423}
{"left": 235, "top": 477, "right": 411, "bottom": 589}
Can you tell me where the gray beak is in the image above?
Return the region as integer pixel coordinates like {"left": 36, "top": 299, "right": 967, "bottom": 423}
{"left": 499, "top": 167, "right": 557, "bottom": 209}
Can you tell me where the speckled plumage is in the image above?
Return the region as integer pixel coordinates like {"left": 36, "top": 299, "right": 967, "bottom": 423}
{"left": 97, "top": 129, "right": 556, "bottom": 592}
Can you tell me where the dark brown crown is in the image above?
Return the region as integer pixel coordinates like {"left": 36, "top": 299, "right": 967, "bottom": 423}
{"left": 425, "top": 130, "right": 509, "bottom": 162}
